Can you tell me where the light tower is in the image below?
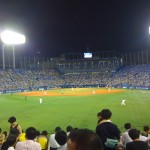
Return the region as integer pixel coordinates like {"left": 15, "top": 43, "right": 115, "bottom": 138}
{"left": 0, "top": 30, "right": 25, "bottom": 69}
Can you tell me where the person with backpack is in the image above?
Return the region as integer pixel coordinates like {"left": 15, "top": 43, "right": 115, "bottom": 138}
{"left": 96, "top": 109, "right": 121, "bottom": 150}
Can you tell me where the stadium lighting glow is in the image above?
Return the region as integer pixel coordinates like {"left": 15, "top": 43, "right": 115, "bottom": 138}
{"left": 0, "top": 30, "right": 25, "bottom": 44}
{"left": 0, "top": 30, "right": 25, "bottom": 69}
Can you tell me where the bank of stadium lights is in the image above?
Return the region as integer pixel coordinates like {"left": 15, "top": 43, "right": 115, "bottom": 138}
{"left": 0, "top": 30, "right": 26, "bottom": 69}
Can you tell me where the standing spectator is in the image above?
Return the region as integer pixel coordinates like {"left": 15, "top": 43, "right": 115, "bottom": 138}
{"left": 121, "top": 123, "right": 132, "bottom": 149}
{"left": 8, "top": 116, "right": 22, "bottom": 137}
{"left": 15, "top": 127, "right": 41, "bottom": 150}
{"left": 96, "top": 109, "right": 120, "bottom": 150}
{"left": 126, "top": 129, "right": 148, "bottom": 150}
{"left": 67, "top": 128, "right": 103, "bottom": 150}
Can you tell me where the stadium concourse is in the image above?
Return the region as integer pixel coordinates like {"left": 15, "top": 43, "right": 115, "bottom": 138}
{"left": 0, "top": 64, "right": 150, "bottom": 93}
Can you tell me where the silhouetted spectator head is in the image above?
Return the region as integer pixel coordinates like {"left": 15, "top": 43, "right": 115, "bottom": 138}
{"left": 67, "top": 129, "right": 103, "bottom": 150}
{"left": 124, "top": 123, "right": 131, "bottom": 130}
{"left": 1, "top": 134, "right": 17, "bottom": 150}
{"left": 41, "top": 130, "right": 48, "bottom": 136}
{"left": 97, "top": 112, "right": 103, "bottom": 124}
{"left": 8, "top": 116, "right": 16, "bottom": 124}
{"left": 66, "top": 126, "right": 73, "bottom": 133}
{"left": 55, "top": 130, "right": 67, "bottom": 146}
{"left": 3, "top": 131, "right": 7, "bottom": 137}
{"left": 36, "top": 130, "right": 40, "bottom": 137}
{"left": 143, "top": 125, "right": 150, "bottom": 133}
{"left": 128, "top": 129, "right": 140, "bottom": 140}
{"left": 100, "top": 109, "right": 112, "bottom": 119}
{"left": 25, "top": 127, "right": 37, "bottom": 140}
{"left": 97, "top": 112, "right": 101, "bottom": 118}
{"left": 7, "top": 134, "right": 17, "bottom": 146}
{"left": 55, "top": 127, "right": 61, "bottom": 133}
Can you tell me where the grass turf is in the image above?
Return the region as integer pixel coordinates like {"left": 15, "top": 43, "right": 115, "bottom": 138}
{"left": 0, "top": 88, "right": 149, "bottom": 135}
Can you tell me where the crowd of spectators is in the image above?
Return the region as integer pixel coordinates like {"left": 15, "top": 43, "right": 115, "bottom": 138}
{"left": 107, "top": 64, "right": 150, "bottom": 88}
{"left": 1, "top": 64, "right": 150, "bottom": 92}
{"left": 0, "top": 110, "right": 150, "bottom": 150}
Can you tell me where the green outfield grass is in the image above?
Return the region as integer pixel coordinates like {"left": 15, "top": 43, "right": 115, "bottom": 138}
{"left": 0, "top": 88, "right": 150, "bottom": 135}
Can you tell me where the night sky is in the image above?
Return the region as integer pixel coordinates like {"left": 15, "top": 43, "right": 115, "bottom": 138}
{"left": 0, "top": 0, "right": 150, "bottom": 57}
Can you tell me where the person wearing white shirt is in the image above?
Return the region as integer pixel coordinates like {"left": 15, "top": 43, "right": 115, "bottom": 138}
{"left": 48, "top": 127, "right": 61, "bottom": 150}
{"left": 55, "top": 130, "right": 67, "bottom": 150}
{"left": 121, "top": 123, "right": 132, "bottom": 149}
{"left": 121, "top": 99, "right": 126, "bottom": 105}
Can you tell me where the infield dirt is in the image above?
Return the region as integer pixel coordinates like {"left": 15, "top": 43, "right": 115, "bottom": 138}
{"left": 20, "top": 88, "right": 125, "bottom": 97}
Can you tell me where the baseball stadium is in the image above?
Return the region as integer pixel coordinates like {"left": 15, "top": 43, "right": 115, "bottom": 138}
{"left": 1, "top": 1, "right": 150, "bottom": 149}
{"left": 0, "top": 50, "right": 150, "bottom": 136}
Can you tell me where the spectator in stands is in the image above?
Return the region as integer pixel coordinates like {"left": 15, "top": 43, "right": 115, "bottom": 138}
{"left": 15, "top": 127, "right": 41, "bottom": 150}
{"left": 97, "top": 112, "right": 103, "bottom": 124}
{"left": 8, "top": 116, "right": 22, "bottom": 137}
{"left": 143, "top": 126, "right": 150, "bottom": 149}
{"left": 66, "top": 126, "right": 73, "bottom": 136}
{"left": 2, "top": 131, "right": 7, "bottom": 137}
{"left": 18, "top": 130, "right": 26, "bottom": 142}
{"left": 96, "top": 109, "right": 120, "bottom": 150}
{"left": 37, "top": 130, "right": 48, "bottom": 150}
{"left": 35, "top": 130, "right": 41, "bottom": 141}
{"left": 0, "top": 128, "right": 6, "bottom": 149}
{"left": 2, "top": 131, "right": 8, "bottom": 142}
{"left": 126, "top": 128, "right": 148, "bottom": 150}
{"left": 67, "top": 128, "right": 103, "bottom": 150}
{"left": 48, "top": 127, "right": 61, "bottom": 150}
{"left": 143, "top": 125, "right": 150, "bottom": 137}
{"left": 121, "top": 123, "right": 132, "bottom": 149}
{"left": 55, "top": 130, "right": 67, "bottom": 150}
{"left": 121, "top": 124, "right": 147, "bottom": 149}
{"left": 139, "top": 130, "right": 148, "bottom": 142}
{"left": 1, "top": 134, "right": 17, "bottom": 150}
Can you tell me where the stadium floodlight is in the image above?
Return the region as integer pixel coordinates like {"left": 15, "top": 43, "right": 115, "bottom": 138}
{"left": 1, "top": 30, "right": 25, "bottom": 45}
{"left": 0, "top": 30, "right": 25, "bottom": 69}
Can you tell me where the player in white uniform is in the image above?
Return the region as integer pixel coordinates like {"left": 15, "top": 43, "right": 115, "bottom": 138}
{"left": 93, "top": 91, "right": 95, "bottom": 94}
{"left": 40, "top": 98, "right": 42, "bottom": 104}
{"left": 44, "top": 91, "right": 47, "bottom": 96}
{"left": 121, "top": 99, "right": 126, "bottom": 105}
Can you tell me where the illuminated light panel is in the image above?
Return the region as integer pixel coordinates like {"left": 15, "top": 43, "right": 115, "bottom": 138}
{"left": 1, "top": 30, "right": 25, "bottom": 45}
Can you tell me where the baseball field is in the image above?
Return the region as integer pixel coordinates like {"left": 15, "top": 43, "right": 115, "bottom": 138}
{"left": 0, "top": 88, "right": 149, "bottom": 135}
